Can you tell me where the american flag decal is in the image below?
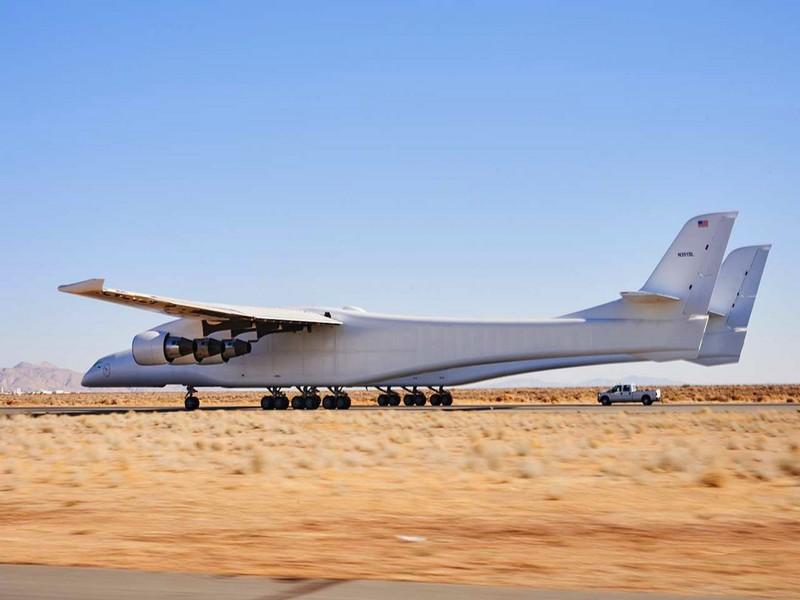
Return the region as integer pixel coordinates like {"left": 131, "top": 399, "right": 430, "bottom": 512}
{"left": 697, "top": 219, "right": 709, "bottom": 228}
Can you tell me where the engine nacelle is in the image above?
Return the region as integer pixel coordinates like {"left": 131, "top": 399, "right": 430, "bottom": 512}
{"left": 221, "top": 339, "right": 252, "bottom": 362}
{"left": 132, "top": 331, "right": 194, "bottom": 366}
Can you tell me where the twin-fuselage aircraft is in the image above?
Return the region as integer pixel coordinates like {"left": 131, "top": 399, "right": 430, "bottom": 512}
{"left": 62, "top": 212, "right": 769, "bottom": 411}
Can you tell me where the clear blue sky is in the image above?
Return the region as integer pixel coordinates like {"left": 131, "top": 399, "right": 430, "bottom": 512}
{"left": 2, "top": 1, "right": 798, "bottom": 383}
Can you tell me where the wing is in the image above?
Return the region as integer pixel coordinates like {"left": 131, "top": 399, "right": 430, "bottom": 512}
{"left": 58, "top": 279, "right": 341, "bottom": 334}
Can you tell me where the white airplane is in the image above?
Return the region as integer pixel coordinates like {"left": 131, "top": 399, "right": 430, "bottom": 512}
{"left": 61, "top": 211, "right": 763, "bottom": 411}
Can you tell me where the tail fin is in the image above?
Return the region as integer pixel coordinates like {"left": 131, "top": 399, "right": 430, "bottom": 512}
{"left": 688, "top": 244, "right": 771, "bottom": 366}
{"left": 567, "top": 211, "right": 737, "bottom": 319}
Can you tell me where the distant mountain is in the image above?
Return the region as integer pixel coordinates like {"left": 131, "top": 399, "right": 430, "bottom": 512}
{"left": 577, "top": 375, "right": 685, "bottom": 387}
{"left": 0, "top": 362, "right": 84, "bottom": 393}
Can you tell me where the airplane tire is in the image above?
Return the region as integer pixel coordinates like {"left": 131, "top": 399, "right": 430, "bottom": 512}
{"left": 322, "top": 396, "right": 336, "bottom": 410}
{"left": 305, "top": 395, "right": 321, "bottom": 410}
{"left": 336, "top": 395, "right": 351, "bottom": 410}
{"left": 275, "top": 396, "right": 289, "bottom": 410}
{"left": 388, "top": 394, "right": 401, "bottom": 406}
{"left": 441, "top": 393, "right": 453, "bottom": 406}
{"left": 403, "top": 395, "right": 415, "bottom": 407}
{"left": 377, "top": 394, "right": 389, "bottom": 407}
{"left": 429, "top": 394, "right": 442, "bottom": 406}
{"left": 260, "top": 396, "right": 274, "bottom": 410}
{"left": 184, "top": 396, "right": 199, "bottom": 411}
{"left": 291, "top": 396, "right": 304, "bottom": 410}
{"left": 414, "top": 394, "right": 426, "bottom": 406}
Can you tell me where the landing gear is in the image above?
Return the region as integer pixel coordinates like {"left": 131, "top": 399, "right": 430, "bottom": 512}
{"left": 376, "top": 388, "right": 401, "bottom": 407}
{"left": 305, "top": 394, "right": 322, "bottom": 410}
{"left": 324, "top": 387, "right": 351, "bottom": 410}
{"left": 429, "top": 388, "right": 453, "bottom": 407}
{"left": 261, "top": 388, "right": 289, "bottom": 410}
{"left": 402, "top": 388, "right": 426, "bottom": 407}
{"left": 290, "top": 387, "right": 350, "bottom": 410}
{"left": 184, "top": 386, "right": 200, "bottom": 411}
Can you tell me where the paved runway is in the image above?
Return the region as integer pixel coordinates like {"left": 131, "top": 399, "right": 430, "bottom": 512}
{"left": 0, "top": 565, "right": 757, "bottom": 600}
{"left": 0, "top": 402, "right": 796, "bottom": 417}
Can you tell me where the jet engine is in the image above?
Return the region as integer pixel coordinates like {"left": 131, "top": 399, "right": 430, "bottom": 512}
{"left": 193, "top": 338, "right": 252, "bottom": 363}
{"left": 132, "top": 331, "right": 253, "bottom": 365}
{"left": 132, "top": 331, "right": 194, "bottom": 366}
{"left": 221, "top": 339, "right": 252, "bottom": 362}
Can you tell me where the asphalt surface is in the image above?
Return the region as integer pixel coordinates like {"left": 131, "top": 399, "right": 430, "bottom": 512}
{"left": 0, "top": 402, "right": 796, "bottom": 417}
{"left": 0, "top": 565, "right": 758, "bottom": 600}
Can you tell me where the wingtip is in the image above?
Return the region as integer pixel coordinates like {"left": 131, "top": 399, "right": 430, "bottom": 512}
{"left": 58, "top": 278, "right": 105, "bottom": 294}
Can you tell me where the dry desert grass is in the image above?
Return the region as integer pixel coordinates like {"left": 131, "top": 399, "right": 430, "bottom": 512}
{"left": 1, "top": 408, "right": 799, "bottom": 597}
{"left": 3, "top": 383, "right": 799, "bottom": 408}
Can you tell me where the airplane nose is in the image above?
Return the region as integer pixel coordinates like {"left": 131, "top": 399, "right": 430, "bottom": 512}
{"left": 82, "top": 358, "right": 111, "bottom": 387}
{"left": 81, "top": 366, "right": 99, "bottom": 387}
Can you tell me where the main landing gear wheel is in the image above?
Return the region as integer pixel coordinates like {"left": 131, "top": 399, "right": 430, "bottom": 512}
{"left": 291, "top": 396, "right": 305, "bottom": 410}
{"left": 377, "top": 391, "right": 401, "bottom": 407}
{"left": 322, "top": 395, "right": 336, "bottom": 410}
{"left": 184, "top": 387, "right": 199, "bottom": 411}
{"left": 261, "top": 394, "right": 289, "bottom": 410}
{"left": 304, "top": 395, "right": 321, "bottom": 410}
{"left": 403, "top": 392, "right": 426, "bottom": 406}
{"left": 428, "top": 389, "right": 453, "bottom": 407}
{"left": 336, "top": 395, "right": 351, "bottom": 410}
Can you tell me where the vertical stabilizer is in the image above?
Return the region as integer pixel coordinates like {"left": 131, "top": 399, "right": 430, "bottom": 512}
{"left": 567, "top": 211, "right": 737, "bottom": 320}
{"left": 641, "top": 212, "right": 738, "bottom": 316}
{"left": 689, "top": 244, "right": 771, "bottom": 365}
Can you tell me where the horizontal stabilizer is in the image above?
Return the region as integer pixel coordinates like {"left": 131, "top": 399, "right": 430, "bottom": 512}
{"left": 58, "top": 278, "right": 341, "bottom": 327}
{"left": 619, "top": 291, "right": 680, "bottom": 304}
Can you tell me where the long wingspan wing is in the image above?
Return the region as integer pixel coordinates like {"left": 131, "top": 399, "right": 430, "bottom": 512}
{"left": 58, "top": 279, "right": 341, "bottom": 329}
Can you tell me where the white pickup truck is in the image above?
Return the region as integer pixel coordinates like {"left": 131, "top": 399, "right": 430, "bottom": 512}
{"left": 597, "top": 384, "right": 661, "bottom": 406}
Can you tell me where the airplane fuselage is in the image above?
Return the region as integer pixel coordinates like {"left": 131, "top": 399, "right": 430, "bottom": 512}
{"left": 84, "top": 308, "right": 707, "bottom": 388}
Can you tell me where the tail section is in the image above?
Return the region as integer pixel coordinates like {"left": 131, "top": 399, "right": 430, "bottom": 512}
{"left": 689, "top": 244, "right": 771, "bottom": 366}
{"left": 640, "top": 212, "right": 738, "bottom": 316}
{"left": 567, "top": 211, "right": 738, "bottom": 320}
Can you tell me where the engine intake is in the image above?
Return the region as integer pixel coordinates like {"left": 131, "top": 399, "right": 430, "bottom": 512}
{"left": 132, "top": 331, "right": 194, "bottom": 366}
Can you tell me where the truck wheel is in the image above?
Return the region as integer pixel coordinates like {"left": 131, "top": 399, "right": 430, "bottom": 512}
{"left": 642, "top": 395, "right": 653, "bottom": 406}
{"left": 600, "top": 396, "right": 611, "bottom": 406}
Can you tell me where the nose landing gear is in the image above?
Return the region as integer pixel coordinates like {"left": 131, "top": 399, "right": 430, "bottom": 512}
{"left": 184, "top": 386, "right": 200, "bottom": 411}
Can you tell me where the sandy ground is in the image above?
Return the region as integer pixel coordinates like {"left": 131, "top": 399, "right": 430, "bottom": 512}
{"left": 3, "top": 384, "right": 800, "bottom": 407}
{"left": 1, "top": 405, "right": 799, "bottom": 598}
